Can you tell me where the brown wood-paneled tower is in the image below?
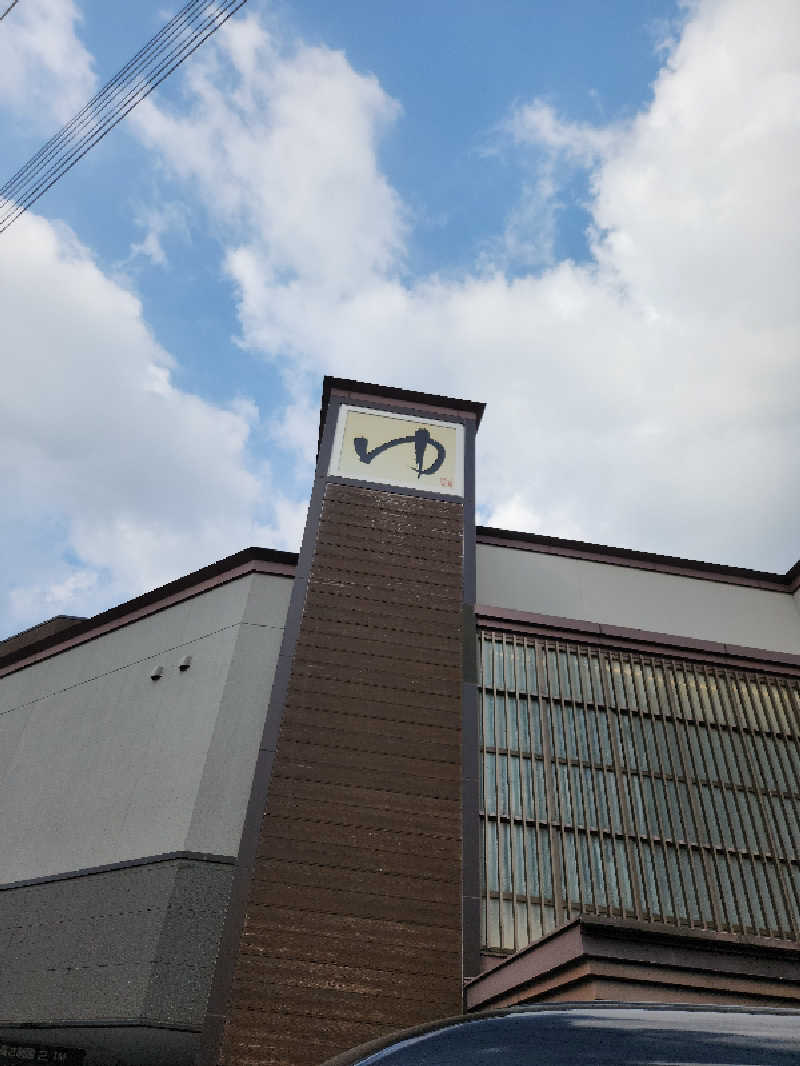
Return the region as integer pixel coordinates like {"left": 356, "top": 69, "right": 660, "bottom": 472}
{"left": 198, "top": 380, "right": 484, "bottom": 1066}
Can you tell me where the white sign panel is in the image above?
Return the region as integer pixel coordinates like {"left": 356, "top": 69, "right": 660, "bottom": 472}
{"left": 329, "top": 405, "right": 464, "bottom": 496}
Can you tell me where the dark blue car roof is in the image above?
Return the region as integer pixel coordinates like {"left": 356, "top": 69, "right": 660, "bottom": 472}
{"left": 322, "top": 1004, "right": 800, "bottom": 1066}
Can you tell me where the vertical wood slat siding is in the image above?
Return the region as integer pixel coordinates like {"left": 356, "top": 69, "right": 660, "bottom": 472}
{"left": 220, "top": 483, "right": 464, "bottom": 1066}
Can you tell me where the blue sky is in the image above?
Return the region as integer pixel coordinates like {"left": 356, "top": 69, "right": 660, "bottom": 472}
{"left": 1, "top": 0, "right": 798, "bottom": 638}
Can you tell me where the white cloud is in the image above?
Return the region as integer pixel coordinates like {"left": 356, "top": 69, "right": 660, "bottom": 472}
{"left": 127, "top": 202, "right": 191, "bottom": 267}
{"left": 128, "top": 0, "right": 793, "bottom": 572}
{"left": 592, "top": 0, "right": 800, "bottom": 327}
{"left": 0, "top": 0, "right": 96, "bottom": 129}
{"left": 0, "top": 212, "right": 300, "bottom": 635}
{"left": 505, "top": 99, "right": 622, "bottom": 164}
{"left": 9, "top": 567, "right": 97, "bottom": 618}
{"left": 481, "top": 494, "right": 586, "bottom": 544}
{"left": 6, "top": 0, "right": 799, "bottom": 639}
{"left": 133, "top": 13, "right": 406, "bottom": 296}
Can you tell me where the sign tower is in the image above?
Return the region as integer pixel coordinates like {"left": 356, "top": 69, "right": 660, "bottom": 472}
{"left": 200, "top": 379, "right": 484, "bottom": 1066}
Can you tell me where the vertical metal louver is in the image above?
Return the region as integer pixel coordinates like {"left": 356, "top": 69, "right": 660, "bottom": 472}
{"left": 479, "top": 631, "right": 800, "bottom": 952}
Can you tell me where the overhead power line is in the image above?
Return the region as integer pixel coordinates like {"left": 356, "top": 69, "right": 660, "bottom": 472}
{"left": 3, "top": 0, "right": 213, "bottom": 203}
{"left": 0, "top": 0, "right": 22, "bottom": 22}
{"left": 0, "top": 0, "right": 249, "bottom": 234}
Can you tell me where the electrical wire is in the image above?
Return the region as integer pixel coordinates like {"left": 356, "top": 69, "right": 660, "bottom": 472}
{"left": 0, "top": 0, "right": 250, "bottom": 233}
{"left": 0, "top": 0, "right": 245, "bottom": 226}
{"left": 0, "top": 3, "right": 214, "bottom": 224}
{"left": 1, "top": 0, "right": 210, "bottom": 201}
{"left": 0, "top": 0, "right": 22, "bottom": 22}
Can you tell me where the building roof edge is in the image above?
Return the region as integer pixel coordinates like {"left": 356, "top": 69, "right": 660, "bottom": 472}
{"left": 3, "top": 527, "right": 797, "bottom": 676}
{"left": 0, "top": 546, "right": 298, "bottom": 676}
{"left": 477, "top": 526, "right": 800, "bottom": 591}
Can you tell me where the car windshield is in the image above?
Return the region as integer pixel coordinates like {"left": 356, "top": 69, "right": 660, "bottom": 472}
{"left": 348, "top": 1008, "right": 800, "bottom": 1066}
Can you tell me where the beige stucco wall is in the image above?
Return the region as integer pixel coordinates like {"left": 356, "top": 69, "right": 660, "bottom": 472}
{"left": 0, "top": 572, "right": 292, "bottom": 883}
{"left": 477, "top": 544, "right": 800, "bottom": 655}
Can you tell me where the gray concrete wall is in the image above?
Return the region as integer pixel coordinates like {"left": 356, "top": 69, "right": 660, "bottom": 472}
{"left": 0, "top": 573, "right": 292, "bottom": 884}
{"left": 0, "top": 859, "right": 233, "bottom": 1028}
{"left": 477, "top": 544, "right": 800, "bottom": 655}
{"left": 186, "top": 573, "right": 294, "bottom": 856}
{"left": 0, "top": 571, "right": 292, "bottom": 1046}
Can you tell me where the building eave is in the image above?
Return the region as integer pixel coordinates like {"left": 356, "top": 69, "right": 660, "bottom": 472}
{"left": 0, "top": 547, "right": 298, "bottom": 678}
{"left": 477, "top": 526, "right": 800, "bottom": 592}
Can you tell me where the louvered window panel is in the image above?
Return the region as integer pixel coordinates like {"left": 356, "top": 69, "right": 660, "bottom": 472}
{"left": 478, "top": 632, "right": 800, "bottom": 952}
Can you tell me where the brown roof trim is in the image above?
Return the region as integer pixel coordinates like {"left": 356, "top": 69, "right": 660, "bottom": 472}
{"left": 465, "top": 915, "right": 800, "bottom": 1012}
{"left": 789, "top": 557, "right": 800, "bottom": 593}
{"left": 4, "top": 526, "right": 796, "bottom": 677}
{"left": 475, "top": 604, "right": 800, "bottom": 675}
{"left": 318, "top": 375, "right": 486, "bottom": 451}
{"left": 0, "top": 614, "right": 86, "bottom": 658}
{"left": 477, "top": 526, "right": 800, "bottom": 591}
{"left": 0, "top": 547, "right": 298, "bottom": 678}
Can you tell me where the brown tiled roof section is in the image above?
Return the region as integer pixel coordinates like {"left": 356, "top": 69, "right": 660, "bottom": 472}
{"left": 0, "top": 615, "right": 86, "bottom": 658}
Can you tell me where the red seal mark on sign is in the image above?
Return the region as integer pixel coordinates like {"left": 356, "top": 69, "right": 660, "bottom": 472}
{"left": 440, "top": 477, "right": 453, "bottom": 488}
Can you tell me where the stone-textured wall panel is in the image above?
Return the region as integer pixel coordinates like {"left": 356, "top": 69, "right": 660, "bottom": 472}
{"left": 0, "top": 860, "right": 233, "bottom": 1027}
